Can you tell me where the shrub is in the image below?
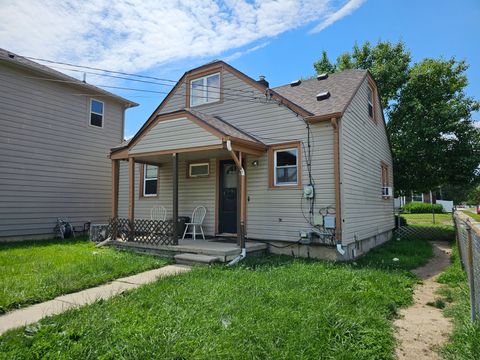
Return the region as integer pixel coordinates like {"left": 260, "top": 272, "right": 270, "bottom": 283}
{"left": 403, "top": 201, "right": 444, "bottom": 214}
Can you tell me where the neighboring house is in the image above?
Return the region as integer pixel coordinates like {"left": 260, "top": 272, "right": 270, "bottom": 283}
{"left": 110, "top": 61, "right": 394, "bottom": 260}
{"left": 0, "top": 49, "right": 137, "bottom": 240}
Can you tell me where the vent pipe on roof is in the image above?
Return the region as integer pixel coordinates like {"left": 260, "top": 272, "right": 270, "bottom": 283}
{"left": 290, "top": 79, "right": 301, "bottom": 87}
{"left": 7, "top": 53, "right": 14, "bottom": 59}
{"left": 257, "top": 75, "right": 269, "bottom": 88}
{"left": 317, "top": 73, "right": 328, "bottom": 80}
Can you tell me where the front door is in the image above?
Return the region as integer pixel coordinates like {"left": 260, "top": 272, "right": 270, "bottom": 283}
{"left": 218, "top": 160, "right": 238, "bottom": 234}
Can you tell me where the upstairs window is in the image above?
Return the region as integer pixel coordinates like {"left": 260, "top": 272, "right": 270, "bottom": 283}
{"left": 90, "top": 99, "right": 104, "bottom": 128}
{"left": 190, "top": 73, "right": 220, "bottom": 107}
{"left": 367, "top": 85, "right": 374, "bottom": 119}
{"left": 274, "top": 148, "right": 298, "bottom": 186}
{"left": 142, "top": 165, "right": 158, "bottom": 197}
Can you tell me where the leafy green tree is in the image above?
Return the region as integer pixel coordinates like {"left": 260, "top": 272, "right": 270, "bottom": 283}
{"left": 467, "top": 185, "right": 480, "bottom": 205}
{"left": 313, "top": 50, "right": 336, "bottom": 74}
{"left": 388, "top": 58, "right": 480, "bottom": 194}
{"left": 314, "top": 40, "right": 411, "bottom": 109}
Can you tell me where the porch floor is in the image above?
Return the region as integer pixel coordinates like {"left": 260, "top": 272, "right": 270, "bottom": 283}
{"left": 107, "top": 238, "right": 268, "bottom": 263}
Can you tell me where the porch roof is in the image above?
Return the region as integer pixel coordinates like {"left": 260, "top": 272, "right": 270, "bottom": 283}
{"left": 111, "top": 109, "right": 266, "bottom": 160}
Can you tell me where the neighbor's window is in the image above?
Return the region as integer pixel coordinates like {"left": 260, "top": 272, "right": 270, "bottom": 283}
{"left": 190, "top": 73, "right": 220, "bottom": 107}
{"left": 90, "top": 99, "right": 104, "bottom": 127}
{"left": 367, "top": 84, "right": 374, "bottom": 119}
{"left": 143, "top": 165, "right": 158, "bottom": 197}
{"left": 274, "top": 148, "right": 298, "bottom": 186}
{"left": 412, "top": 193, "right": 424, "bottom": 202}
{"left": 189, "top": 162, "right": 210, "bottom": 177}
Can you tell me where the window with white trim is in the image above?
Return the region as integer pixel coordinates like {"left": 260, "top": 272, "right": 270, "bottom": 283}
{"left": 90, "top": 99, "right": 104, "bottom": 127}
{"left": 190, "top": 73, "right": 220, "bottom": 107}
{"left": 143, "top": 165, "right": 158, "bottom": 197}
{"left": 189, "top": 162, "right": 209, "bottom": 177}
{"left": 274, "top": 148, "right": 298, "bottom": 186}
{"left": 367, "top": 85, "right": 374, "bottom": 119}
{"left": 412, "top": 193, "right": 424, "bottom": 202}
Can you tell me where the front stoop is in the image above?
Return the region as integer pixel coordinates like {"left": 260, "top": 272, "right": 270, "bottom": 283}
{"left": 174, "top": 253, "right": 221, "bottom": 266}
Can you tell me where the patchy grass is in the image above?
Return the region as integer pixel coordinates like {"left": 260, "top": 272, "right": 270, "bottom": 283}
{"left": 0, "top": 237, "right": 169, "bottom": 313}
{"left": 0, "top": 236, "right": 433, "bottom": 360}
{"left": 402, "top": 213, "right": 453, "bottom": 226}
{"left": 437, "top": 245, "right": 480, "bottom": 360}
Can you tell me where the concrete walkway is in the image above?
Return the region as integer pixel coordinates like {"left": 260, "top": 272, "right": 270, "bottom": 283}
{"left": 0, "top": 264, "right": 191, "bottom": 335}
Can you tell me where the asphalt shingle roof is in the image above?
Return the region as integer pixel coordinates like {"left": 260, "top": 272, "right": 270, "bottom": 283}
{"left": 272, "top": 69, "right": 368, "bottom": 116}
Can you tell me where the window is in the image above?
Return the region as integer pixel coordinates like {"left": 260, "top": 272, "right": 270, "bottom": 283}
{"left": 274, "top": 148, "right": 298, "bottom": 186}
{"left": 381, "top": 162, "right": 391, "bottom": 197}
{"left": 188, "top": 162, "right": 209, "bottom": 177}
{"left": 412, "top": 193, "right": 424, "bottom": 202}
{"left": 142, "top": 165, "right": 158, "bottom": 197}
{"left": 367, "top": 85, "right": 374, "bottom": 119}
{"left": 90, "top": 99, "right": 104, "bottom": 127}
{"left": 190, "top": 73, "right": 220, "bottom": 107}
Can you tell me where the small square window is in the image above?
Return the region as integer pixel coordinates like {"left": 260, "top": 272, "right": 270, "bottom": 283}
{"left": 190, "top": 73, "right": 220, "bottom": 107}
{"left": 90, "top": 99, "right": 104, "bottom": 128}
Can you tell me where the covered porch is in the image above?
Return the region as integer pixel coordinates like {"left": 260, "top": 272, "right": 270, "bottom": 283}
{"left": 108, "top": 109, "right": 267, "bottom": 260}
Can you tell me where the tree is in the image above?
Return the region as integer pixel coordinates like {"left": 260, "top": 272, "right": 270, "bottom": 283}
{"left": 388, "top": 58, "right": 480, "bottom": 194}
{"left": 313, "top": 50, "right": 336, "bottom": 74}
{"left": 467, "top": 185, "right": 480, "bottom": 205}
{"left": 313, "top": 40, "right": 411, "bottom": 109}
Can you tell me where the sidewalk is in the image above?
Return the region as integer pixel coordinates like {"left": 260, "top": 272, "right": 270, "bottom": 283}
{"left": 0, "top": 264, "right": 191, "bottom": 335}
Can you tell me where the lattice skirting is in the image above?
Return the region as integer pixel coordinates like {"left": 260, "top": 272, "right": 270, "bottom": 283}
{"left": 106, "top": 217, "right": 177, "bottom": 246}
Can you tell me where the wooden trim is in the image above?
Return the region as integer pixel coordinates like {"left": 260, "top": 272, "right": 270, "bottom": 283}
{"left": 139, "top": 163, "right": 160, "bottom": 199}
{"left": 367, "top": 77, "right": 378, "bottom": 123}
{"left": 128, "top": 157, "right": 135, "bottom": 221}
{"left": 111, "top": 159, "right": 119, "bottom": 218}
{"left": 267, "top": 142, "right": 302, "bottom": 190}
{"left": 186, "top": 159, "right": 211, "bottom": 179}
{"left": 185, "top": 65, "right": 224, "bottom": 108}
{"left": 129, "top": 144, "right": 224, "bottom": 158}
{"left": 306, "top": 112, "right": 343, "bottom": 124}
{"left": 110, "top": 148, "right": 128, "bottom": 160}
{"left": 331, "top": 118, "right": 342, "bottom": 242}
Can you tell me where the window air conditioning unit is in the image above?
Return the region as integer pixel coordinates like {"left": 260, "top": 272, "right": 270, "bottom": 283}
{"left": 382, "top": 186, "right": 393, "bottom": 198}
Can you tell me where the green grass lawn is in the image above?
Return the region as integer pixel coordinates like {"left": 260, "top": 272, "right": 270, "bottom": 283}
{"left": 460, "top": 210, "right": 480, "bottom": 222}
{"left": 437, "top": 245, "right": 480, "bottom": 360}
{"left": 401, "top": 213, "right": 453, "bottom": 226}
{"left": 0, "top": 237, "right": 169, "bottom": 313}
{"left": 0, "top": 236, "right": 433, "bottom": 360}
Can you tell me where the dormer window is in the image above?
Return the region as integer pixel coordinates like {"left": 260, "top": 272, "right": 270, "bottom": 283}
{"left": 190, "top": 73, "right": 220, "bottom": 107}
{"left": 367, "top": 84, "right": 374, "bottom": 119}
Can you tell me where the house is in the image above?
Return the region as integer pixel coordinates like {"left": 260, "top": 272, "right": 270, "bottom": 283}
{"left": 109, "top": 61, "right": 394, "bottom": 260}
{"left": 0, "top": 49, "right": 137, "bottom": 241}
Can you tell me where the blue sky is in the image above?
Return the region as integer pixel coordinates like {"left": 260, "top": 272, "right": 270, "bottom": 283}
{"left": 1, "top": 0, "right": 478, "bottom": 137}
{"left": 120, "top": 0, "right": 479, "bottom": 136}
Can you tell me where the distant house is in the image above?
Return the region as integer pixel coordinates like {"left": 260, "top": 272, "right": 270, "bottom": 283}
{"left": 110, "top": 61, "right": 394, "bottom": 260}
{"left": 0, "top": 49, "right": 137, "bottom": 240}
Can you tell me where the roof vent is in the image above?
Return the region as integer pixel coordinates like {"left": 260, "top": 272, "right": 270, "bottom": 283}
{"left": 316, "top": 91, "right": 330, "bottom": 101}
{"left": 7, "top": 53, "right": 15, "bottom": 59}
{"left": 317, "top": 73, "right": 328, "bottom": 80}
{"left": 290, "top": 79, "right": 301, "bottom": 87}
{"left": 257, "top": 75, "right": 269, "bottom": 88}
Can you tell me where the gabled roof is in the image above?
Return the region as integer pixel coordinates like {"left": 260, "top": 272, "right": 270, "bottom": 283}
{"left": 0, "top": 48, "right": 138, "bottom": 107}
{"left": 273, "top": 69, "right": 368, "bottom": 120}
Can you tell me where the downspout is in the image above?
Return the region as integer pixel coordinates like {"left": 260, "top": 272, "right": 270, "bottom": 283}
{"left": 226, "top": 140, "right": 247, "bottom": 266}
{"left": 331, "top": 118, "right": 346, "bottom": 256}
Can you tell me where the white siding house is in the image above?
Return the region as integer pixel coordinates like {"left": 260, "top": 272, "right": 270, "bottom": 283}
{"left": 0, "top": 48, "right": 137, "bottom": 240}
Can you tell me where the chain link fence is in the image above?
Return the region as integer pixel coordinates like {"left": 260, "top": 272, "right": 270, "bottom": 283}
{"left": 453, "top": 211, "right": 480, "bottom": 322}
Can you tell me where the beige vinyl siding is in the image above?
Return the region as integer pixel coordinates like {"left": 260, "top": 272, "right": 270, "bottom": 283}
{"left": 0, "top": 62, "right": 125, "bottom": 239}
{"left": 118, "top": 159, "right": 216, "bottom": 235}
{"left": 120, "top": 68, "right": 336, "bottom": 242}
{"left": 129, "top": 117, "right": 221, "bottom": 154}
{"left": 339, "top": 78, "right": 395, "bottom": 245}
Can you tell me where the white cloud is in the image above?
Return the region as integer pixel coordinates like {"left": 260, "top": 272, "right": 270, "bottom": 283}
{"left": 223, "top": 42, "right": 270, "bottom": 62}
{"left": 310, "top": 0, "right": 366, "bottom": 33}
{"left": 0, "top": 0, "right": 365, "bottom": 73}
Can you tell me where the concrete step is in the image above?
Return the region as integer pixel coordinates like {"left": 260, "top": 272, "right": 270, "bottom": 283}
{"left": 174, "top": 253, "right": 221, "bottom": 265}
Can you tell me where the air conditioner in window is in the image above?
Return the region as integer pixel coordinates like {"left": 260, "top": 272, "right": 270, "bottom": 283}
{"left": 382, "top": 186, "right": 393, "bottom": 198}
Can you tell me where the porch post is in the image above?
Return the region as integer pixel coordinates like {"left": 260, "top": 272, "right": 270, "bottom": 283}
{"left": 128, "top": 157, "right": 135, "bottom": 221}
{"left": 172, "top": 153, "right": 178, "bottom": 245}
{"left": 111, "top": 159, "right": 119, "bottom": 218}
{"left": 237, "top": 152, "right": 246, "bottom": 249}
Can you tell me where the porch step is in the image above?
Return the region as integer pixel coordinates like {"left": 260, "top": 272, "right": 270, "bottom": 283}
{"left": 174, "top": 253, "right": 221, "bottom": 266}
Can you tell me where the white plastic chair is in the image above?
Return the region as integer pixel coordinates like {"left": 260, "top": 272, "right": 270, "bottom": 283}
{"left": 182, "top": 206, "right": 207, "bottom": 241}
{"left": 150, "top": 206, "right": 167, "bottom": 222}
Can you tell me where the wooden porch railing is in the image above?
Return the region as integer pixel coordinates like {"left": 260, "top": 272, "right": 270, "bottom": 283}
{"left": 106, "top": 217, "right": 177, "bottom": 246}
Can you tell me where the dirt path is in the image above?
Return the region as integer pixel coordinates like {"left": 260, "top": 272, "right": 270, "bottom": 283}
{"left": 394, "top": 241, "right": 453, "bottom": 359}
